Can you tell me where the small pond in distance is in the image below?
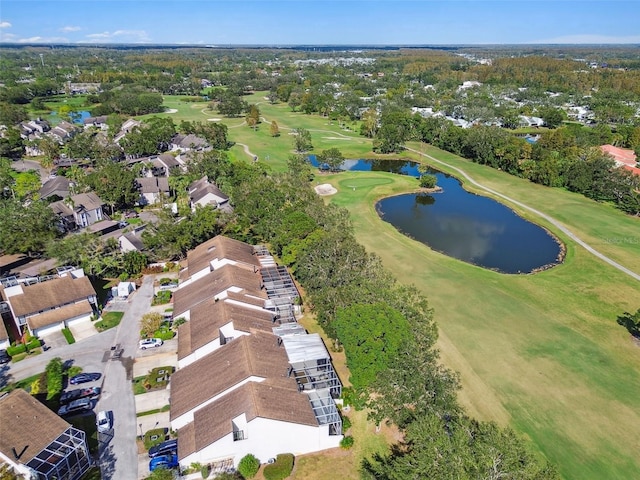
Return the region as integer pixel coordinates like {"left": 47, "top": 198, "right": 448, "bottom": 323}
{"left": 308, "top": 156, "right": 563, "bottom": 273}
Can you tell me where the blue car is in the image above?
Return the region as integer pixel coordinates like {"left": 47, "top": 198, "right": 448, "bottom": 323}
{"left": 69, "top": 372, "right": 101, "bottom": 385}
{"left": 149, "top": 454, "right": 179, "bottom": 472}
{"left": 148, "top": 439, "right": 178, "bottom": 458}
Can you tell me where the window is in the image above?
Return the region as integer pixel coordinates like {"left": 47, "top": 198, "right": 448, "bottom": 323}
{"left": 233, "top": 430, "right": 245, "bottom": 441}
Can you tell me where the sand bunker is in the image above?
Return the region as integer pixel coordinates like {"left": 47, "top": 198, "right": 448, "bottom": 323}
{"left": 165, "top": 108, "right": 178, "bottom": 113}
{"left": 314, "top": 183, "right": 338, "bottom": 196}
{"left": 207, "top": 118, "right": 222, "bottom": 121}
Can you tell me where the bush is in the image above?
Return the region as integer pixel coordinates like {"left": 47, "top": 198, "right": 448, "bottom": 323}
{"left": 237, "top": 454, "right": 260, "bottom": 479}
{"left": 26, "top": 337, "right": 41, "bottom": 350}
{"left": 140, "top": 312, "right": 164, "bottom": 338}
{"left": 152, "top": 290, "right": 172, "bottom": 306}
{"left": 144, "top": 428, "right": 167, "bottom": 449}
{"left": 263, "top": 453, "right": 294, "bottom": 480}
{"left": 61, "top": 328, "right": 75, "bottom": 344}
{"left": 341, "top": 414, "right": 352, "bottom": 433}
{"left": 153, "top": 326, "right": 175, "bottom": 341}
{"left": 159, "top": 277, "right": 174, "bottom": 286}
{"left": 7, "top": 343, "right": 26, "bottom": 356}
{"left": 340, "top": 435, "right": 354, "bottom": 449}
{"left": 67, "top": 365, "right": 83, "bottom": 378}
{"left": 45, "top": 357, "right": 63, "bottom": 400}
{"left": 200, "top": 464, "right": 210, "bottom": 479}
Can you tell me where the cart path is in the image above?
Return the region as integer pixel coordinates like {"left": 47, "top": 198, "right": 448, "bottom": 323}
{"left": 406, "top": 146, "right": 640, "bottom": 282}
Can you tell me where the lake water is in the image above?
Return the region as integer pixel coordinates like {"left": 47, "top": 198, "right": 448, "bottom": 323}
{"left": 50, "top": 110, "right": 92, "bottom": 125}
{"left": 308, "top": 156, "right": 562, "bottom": 273}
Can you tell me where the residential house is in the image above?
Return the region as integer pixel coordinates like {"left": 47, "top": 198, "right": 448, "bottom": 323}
{"left": 171, "top": 133, "right": 208, "bottom": 152}
{"left": 177, "top": 378, "right": 340, "bottom": 469}
{"left": 177, "top": 297, "right": 275, "bottom": 368}
{"left": 50, "top": 192, "right": 106, "bottom": 231}
{"left": 49, "top": 121, "right": 79, "bottom": 143}
{"left": 136, "top": 177, "right": 170, "bottom": 205}
{"left": 118, "top": 227, "right": 146, "bottom": 254}
{"left": 188, "top": 176, "right": 231, "bottom": 212}
{"left": 0, "top": 389, "right": 92, "bottom": 480}
{"left": 151, "top": 154, "right": 181, "bottom": 177}
{"left": 601, "top": 144, "right": 640, "bottom": 176}
{"left": 39, "top": 177, "right": 71, "bottom": 201}
{"left": 172, "top": 263, "right": 266, "bottom": 321}
{"left": 0, "top": 269, "right": 97, "bottom": 338}
{"left": 114, "top": 118, "right": 141, "bottom": 144}
{"left": 83, "top": 115, "right": 108, "bottom": 130}
{"left": 180, "top": 235, "right": 260, "bottom": 284}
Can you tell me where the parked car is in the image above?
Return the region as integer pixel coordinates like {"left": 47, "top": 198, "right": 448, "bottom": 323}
{"left": 60, "top": 387, "right": 101, "bottom": 404}
{"left": 0, "top": 349, "right": 10, "bottom": 364}
{"left": 149, "top": 454, "right": 179, "bottom": 472}
{"left": 57, "top": 398, "right": 96, "bottom": 417}
{"left": 139, "top": 338, "right": 163, "bottom": 350}
{"left": 96, "top": 410, "right": 113, "bottom": 433}
{"left": 148, "top": 439, "right": 178, "bottom": 458}
{"left": 69, "top": 372, "right": 102, "bottom": 385}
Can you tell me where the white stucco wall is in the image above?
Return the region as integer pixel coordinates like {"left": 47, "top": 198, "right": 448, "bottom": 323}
{"left": 178, "top": 338, "right": 221, "bottom": 369}
{"left": 33, "top": 321, "right": 64, "bottom": 338}
{"left": 181, "top": 417, "right": 342, "bottom": 468}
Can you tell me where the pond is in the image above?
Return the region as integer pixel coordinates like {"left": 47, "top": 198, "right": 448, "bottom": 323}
{"left": 50, "top": 110, "right": 92, "bottom": 125}
{"left": 308, "top": 157, "right": 563, "bottom": 274}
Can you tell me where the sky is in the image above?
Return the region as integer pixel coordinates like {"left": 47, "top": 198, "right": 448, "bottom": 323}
{"left": 1, "top": 1, "right": 639, "bottom": 46}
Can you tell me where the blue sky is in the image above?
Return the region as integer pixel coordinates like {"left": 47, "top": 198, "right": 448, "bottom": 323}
{"left": 1, "top": 1, "right": 639, "bottom": 45}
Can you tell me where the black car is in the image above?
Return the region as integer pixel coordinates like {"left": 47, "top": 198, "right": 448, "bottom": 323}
{"left": 0, "top": 350, "right": 10, "bottom": 365}
{"left": 60, "top": 386, "right": 101, "bottom": 404}
{"left": 69, "top": 372, "right": 102, "bottom": 385}
{"left": 148, "top": 439, "right": 178, "bottom": 458}
{"left": 57, "top": 397, "right": 96, "bottom": 417}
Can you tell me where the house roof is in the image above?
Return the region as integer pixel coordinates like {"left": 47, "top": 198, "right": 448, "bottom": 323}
{"left": 120, "top": 232, "right": 145, "bottom": 251}
{"left": 6, "top": 275, "right": 96, "bottom": 318}
{"left": 188, "top": 176, "right": 228, "bottom": 205}
{"left": 601, "top": 144, "right": 637, "bottom": 167}
{"left": 155, "top": 154, "right": 180, "bottom": 168}
{"left": 0, "top": 389, "right": 71, "bottom": 465}
{"left": 178, "top": 378, "right": 317, "bottom": 459}
{"left": 39, "top": 177, "right": 71, "bottom": 200}
{"left": 173, "top": 264, "right": 264, "bottom": 318}
{"left": 69, "top": 192, "right": 104, "bottom": 212}
{"left": 185, "top": 236, "right": 259, "bottom": 279}
{"left": 26, "top": 300, "right": 93, "bottom": 331}
{"left": 177, "top": 298, "right": 275, "bottom": 360}
{"left": 137, "top": 177, "right": 170, "bottom": 194}
{"left": 170, "top": 332, "right": 290, "bottom": 421}
{"left": 172, "top": 133, "right": 207, "bottom": 149}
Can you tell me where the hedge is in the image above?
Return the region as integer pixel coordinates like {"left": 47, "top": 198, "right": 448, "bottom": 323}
{"left": 263, "top": 454, "right": 294, "bottom": 480}
{"left": 6, "top": 344, "right": 26, "bottom": 357}
{"left": 61, "top": 328, "right": 76, "bottom": 344}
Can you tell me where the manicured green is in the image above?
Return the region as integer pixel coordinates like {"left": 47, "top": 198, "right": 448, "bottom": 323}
{"left": 263, "top": 454, "right": 295, "bottom": 480}
{"left": 94, "top": 311, "right": 124, "bottom": 332}
{"left": 61, "top": 327, "right": 76, "bottom": 344}
{"left": 318, "top": 162, "right": 640, "bottom": 480}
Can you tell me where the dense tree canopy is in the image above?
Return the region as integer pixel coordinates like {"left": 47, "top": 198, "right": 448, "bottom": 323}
{"left": 0, "top": 198, "right": 59, "bottom": 255}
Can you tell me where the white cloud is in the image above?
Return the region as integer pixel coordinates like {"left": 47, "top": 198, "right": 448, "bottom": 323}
{"left": 82, "top": 29, "right": 150, "bottom": 43}
{"left": 533, "top": 34, "right": 640, "bottom": 44}
{"left": 0, "top": 21, "right": 12, "bottom": 28}
{"left": 16, "top": 36, "right": 69, "bottom": 43}
{"left": 60, "top": 26, "right": 81, "bottom": 33}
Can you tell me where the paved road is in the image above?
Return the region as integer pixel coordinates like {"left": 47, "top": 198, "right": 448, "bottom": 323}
{"left": 406, "top": 146, "right": 640, "bottom": 282}
{"left": 97, "top": 275, "right": 154, "bottom": 480}
{"left": 11, "top": 158, "right": 49, "bottom": 182}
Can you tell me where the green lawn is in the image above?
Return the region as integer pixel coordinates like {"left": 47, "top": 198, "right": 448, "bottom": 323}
{"left": 319, "top": 167, "right": 640, "bottom": 480}
{"left": 94, "top": 311, "right": 123, "bottom": 332}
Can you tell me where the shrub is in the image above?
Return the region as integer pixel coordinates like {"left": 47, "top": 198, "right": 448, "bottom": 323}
{"left": 67, "top": 365, "right": 83, "bottom": 378}
{"left": 45, "top": 357, "right": 63, "bottom": 400}
{"left": 341, "top": 414, "right": 352, "bottom": 433}
{"left": 263, "top": 453, "right": 294, "bottom": 480}
{"left": 200, "top": 464, "right": 210, "bottom": 479}
{"left": 6, "top": 343, "right": 26, "bottom": 356}
{"left": 144, "top": 428, "right": 167, "bottom": 449}
{"left": 340, "top": 435, "right": 354, "bottom": 449}
{"left": 152, "top": 290, "right": 172, "bottom": 306}
{"left": 173, "top": 317, "right": 186, "bottom": 327}
{"left": 237, "top": 454, "right": 260, "bottom": 479}
{"left": 61, "top": 328, "right": 75, "bottom": 344}
{"left": 153, "top": 326, "right": 175, "bottom": 341}
{"left": 26, "top": 337, "right": 41, "bottom": 350}
{"left": 159, "top": 277, "right": 174, "bottom": 286}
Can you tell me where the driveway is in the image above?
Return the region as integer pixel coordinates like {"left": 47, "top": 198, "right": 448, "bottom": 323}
{"left": 96, "top": 275, "right": 155, "bottom": 480}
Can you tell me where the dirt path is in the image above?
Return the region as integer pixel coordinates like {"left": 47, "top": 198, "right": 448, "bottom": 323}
{"left": 406, "top": 146, "right": 640, "bottom": 282}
